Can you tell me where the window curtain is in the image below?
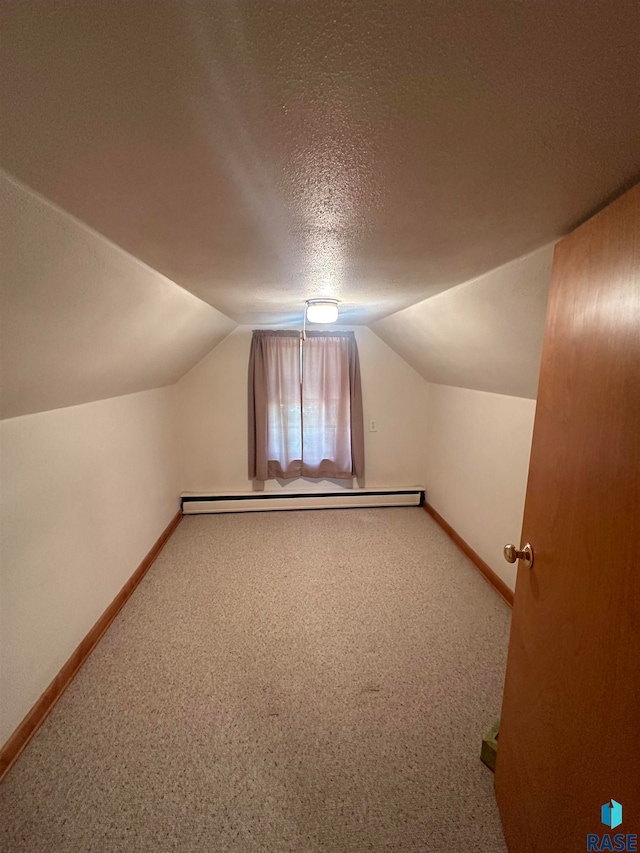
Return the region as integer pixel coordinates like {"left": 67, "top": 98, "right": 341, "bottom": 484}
{"left": 248, "top": 330, "right": 365, "bottom": 485}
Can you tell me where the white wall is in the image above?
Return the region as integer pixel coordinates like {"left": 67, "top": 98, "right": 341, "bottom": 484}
{"left": 175, "top": 325, "right": 429, "bottom": 492}
{"left": 0, "top": 171, "right": 236, "bottom": 420}
{"left": 0, "top": 386, "right": 180, "bottom": 746}
{"left": 370, "top": 245, "right": 552, "bottom": 591}
{"left": 426, "top": 383, "right": 536, "bottom": 590}
{"left": 373, "top": 244, "right": 554, "bottom": 399}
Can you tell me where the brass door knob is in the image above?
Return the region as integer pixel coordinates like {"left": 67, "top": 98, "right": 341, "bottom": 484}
{"left": 503, "top": 542, "right": 534, "bottom": 569}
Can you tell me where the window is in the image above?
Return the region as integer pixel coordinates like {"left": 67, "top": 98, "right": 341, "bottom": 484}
{"left": 248, "top": 330, "right": 364, "bottom": 484}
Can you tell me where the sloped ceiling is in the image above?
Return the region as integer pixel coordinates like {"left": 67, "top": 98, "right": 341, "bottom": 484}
{"left": 372, "top": 244, "right": 555, "bottom": 399}
{"left": 1, "top": 1, "right": 639, "bottom": 325}
{"left": 0, "top": 173, "right": 236, "bottom": 420}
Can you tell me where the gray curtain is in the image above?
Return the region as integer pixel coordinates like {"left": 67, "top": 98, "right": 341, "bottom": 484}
{"left": 248, "top": 330, "right": 365, "bottom": 484}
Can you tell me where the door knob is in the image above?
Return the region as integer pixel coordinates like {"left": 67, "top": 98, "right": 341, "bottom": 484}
{"left": 503, "top": 542, "right": 534, "bottom": 569}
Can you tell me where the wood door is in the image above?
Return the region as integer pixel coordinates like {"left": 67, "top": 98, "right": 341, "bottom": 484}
{"left": 495, "top": 183, "right": 640, "bottom": 851}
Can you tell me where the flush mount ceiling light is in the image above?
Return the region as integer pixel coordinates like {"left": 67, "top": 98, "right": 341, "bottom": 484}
{"left": 305, "top": 298, "right": 339, "bottom": 324}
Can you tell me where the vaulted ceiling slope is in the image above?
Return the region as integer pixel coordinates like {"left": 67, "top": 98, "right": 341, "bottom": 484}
{"left": 0, "top": 173, "right": 236, "bottom": 420}
{"left": 372, "top": 244, "right": 554, "bottom": 399}
{"left": 1, "top": 1, "right": 639, "bottom": 325}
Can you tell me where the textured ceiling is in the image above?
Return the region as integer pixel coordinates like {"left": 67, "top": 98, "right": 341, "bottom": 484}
{"left": 372, "top": 243, "right": 555, "bottom": 399}
{"left": 1, "top": 1, "right": 639, "bottom": 325}
{"left": 0, "top": 173, "right": 236, "bottom": 420}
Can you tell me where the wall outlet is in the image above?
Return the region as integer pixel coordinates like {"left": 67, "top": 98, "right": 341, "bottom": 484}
{"left": 369, "top": 419, "right": 378, "bottom": 432}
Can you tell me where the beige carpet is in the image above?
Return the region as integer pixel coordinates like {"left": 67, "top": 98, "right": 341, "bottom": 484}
{"left": 0, "top": 508, "right": 510, "bottom": 852}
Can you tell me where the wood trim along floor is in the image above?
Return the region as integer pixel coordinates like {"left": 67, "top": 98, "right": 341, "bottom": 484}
{"left": 423, "top": 502, "right": 514, "bottom": 608}
{"left": 0, "top": 509, "right": 183, "bottom": 782}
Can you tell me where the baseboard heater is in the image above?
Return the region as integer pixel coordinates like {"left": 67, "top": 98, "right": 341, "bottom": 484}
{"left": 181, "top": 487, "right": 425, "bottom": 514}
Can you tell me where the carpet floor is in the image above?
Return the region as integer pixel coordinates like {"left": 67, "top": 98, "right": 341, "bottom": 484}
{"left": 0, "top": 508, "right": 511, "bottom": 852}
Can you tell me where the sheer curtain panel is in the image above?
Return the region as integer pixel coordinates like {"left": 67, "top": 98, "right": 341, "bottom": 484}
{"left": 248, "top": 330, "right": 364, "bottom": 486}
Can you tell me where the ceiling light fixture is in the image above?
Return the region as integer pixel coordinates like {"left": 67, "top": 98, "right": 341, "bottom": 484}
{"left": 305, "top": 298, "right": 339, "bottom": 324}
